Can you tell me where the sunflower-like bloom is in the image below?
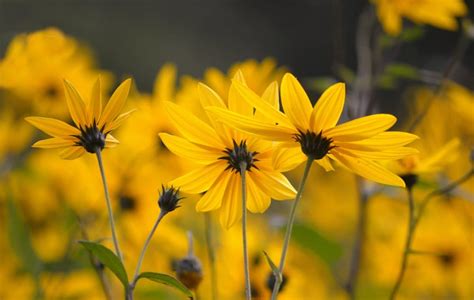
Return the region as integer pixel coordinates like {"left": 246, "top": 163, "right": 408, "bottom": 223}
{"left": 159, "top": 74, "right": 296, "bottom": 229}
{"left": 208, "top": 73, "right": 418, "bottom": 187}
{"left": 373, "top": 0, "right": 467, "bottom": 36}
{"left": 25, "top": 78, "right": 133, "bottom": 159}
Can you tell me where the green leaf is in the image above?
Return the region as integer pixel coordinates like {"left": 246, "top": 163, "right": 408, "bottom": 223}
{"left": 6, "top": 196, "right": 42, "bottom": 276}
{"left": 385, "top": 63, "right": 419, "bottom": 80}
{"left": 291, "top": 222, "right": 343, "bottom": 265}
{"left": 262, "top": 251, "right": 282, "bottom": 282}
{"left": 137, "top": 272, "right": 194, "bottom": 299}
{"left": 78, "top": 241, "right": 128, "bottom": 288}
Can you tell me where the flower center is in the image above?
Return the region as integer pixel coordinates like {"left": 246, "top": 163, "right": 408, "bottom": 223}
{"left": 219, "top": 140, "right": 259, "bottom": 173}
{"left": 75, "top": 122, "right": 106, "bottom": 153}
{"left": 294, "top": 129, "right": 335, "bottom": 159}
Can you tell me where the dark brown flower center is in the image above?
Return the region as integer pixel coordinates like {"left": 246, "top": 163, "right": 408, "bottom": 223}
{"left": 219, "top": 140, "right": 259, "bottom": 173}
{"left": 74, "top": 122, "right": 106, "bottom": 153}
{"left": 294, "top": 129, "right": 335, "bottom": 159}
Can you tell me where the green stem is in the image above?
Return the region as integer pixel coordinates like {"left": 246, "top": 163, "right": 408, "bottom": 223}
{"left": 95, "top": 150, "right": 123, "bottom": 262}
{"left": 271, "top": 157, "right": 313, "bottom": 300}
{"left": 204, "top": 213, "right": 218, "bottom": 300}
{"left": 389, "top": 188, "right": 415, "bottom": 300}
{"left": 240, "top": 162, "right": 251, "bottom": 300}
{"left": 131, "top": 212, "right": 165, "bottom": 287}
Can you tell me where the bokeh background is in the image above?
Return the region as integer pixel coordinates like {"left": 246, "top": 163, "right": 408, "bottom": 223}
{"left": 0, "top": 0, "right": 473, "bottom": 299}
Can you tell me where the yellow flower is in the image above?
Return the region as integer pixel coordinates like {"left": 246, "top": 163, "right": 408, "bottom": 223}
{"left": 0, "top": 27, "right": 112, "bottom": 116}
{"left": 208, "top": 73, "right": 418, "bottom": 187}
{"left": 393, "top": 138, "right": 461, "bottom": 176}
{"left": 160, "top": 74, "right": 296, "bottom": 229}
{"left": 25, "top": 78, "right": 133, "bottom": 159}
{"left": 373, "top": 0, "right": 467, "bottom": 36}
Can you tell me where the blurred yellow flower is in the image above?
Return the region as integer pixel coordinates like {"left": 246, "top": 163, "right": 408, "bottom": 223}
{"left": 25, "top": 78, "right": 133, "bottom": 159}
{"left": 0, "top": 27, "right": 112, "bottom": 116}
{"left": 373, "top": 0, "right": 467, "bottom": 35}
{"left": 160, "top": 74, "right": 296, "bottom": 229}
{"left": 208, "top": 73, "right": 418, "bottom": 187}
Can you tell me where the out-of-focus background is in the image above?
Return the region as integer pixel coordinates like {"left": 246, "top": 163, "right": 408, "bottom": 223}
{"left": 0, "top": 0, "right": 473, "bottom": 299}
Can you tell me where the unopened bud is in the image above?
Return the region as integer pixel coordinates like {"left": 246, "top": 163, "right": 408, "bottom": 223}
{"left": 173, "top": 232, "right": 203, "bottom": 290}
{"left": 158, "top": 185, "right": 182, "bottom": 214}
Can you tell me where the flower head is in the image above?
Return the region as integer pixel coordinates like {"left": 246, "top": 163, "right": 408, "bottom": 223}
{"left": 373, "top": 0, "right": 467, "bottom": 36}
{"left": 158, "top": 185, "right": 183, "bottom": 214}
{"left": 207, "top": 73, "right": 419, "bottom": 187}
{"left": 160, "top": 72, "right": 296, "bottom": 228}
{"left": 25, "top": 78, "right": 133, "bottom": 159}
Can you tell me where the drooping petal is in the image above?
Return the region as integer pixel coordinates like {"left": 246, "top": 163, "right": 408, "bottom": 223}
{"left": 231, "top": 80, "right": 293, "bottom": 128}
{"left": 219, "top": 173, "right": 242, "bottom": 229}
{"left": 280, "top": 73, "right": 313, "bottom": 130}
{"left": 335, "top": 131, "right": 419, "bottom": 151}
{"left": 251, "top": 169, "right": 297, "bottom": 200}
{"left": 25, "top": 116, "right": 80, "bottom": 137}
{"left": 32, "top": 137, "right": 75, "bottom": 149}
{"left": 310, "top": 82, "right": 345, "bottom": 132}
{"left": 196, "top": 171, "right": 232, "bottom": 212}
{"left": 165, "top": 101, "right": 223, "bottom": 149}
{"left": 89, "top": 77, "right": 102, "bottom": 123}
{"left": 206, "top": 107, "right": 295, "bottom": 141}
{"left": 99, "top": 78, "right": 132, "bottom": 128}
{"left": 63, "top": 80, "right": 88, "bottom": 127}
{"left": 272, "top": 142, "right": 306, "bottom": 172}
{"left": 159, "top": 133, "right": 221, "bottom": 164}
{"left": 325, "top": 114, "right": 397, "bottom": 142}
{"left": 315, "top": 156, "right": 334, "bottom": 171}
{"left": 59, "top": 146, "right": 86, "bottom": 160}
{"left": 331, "top": 151, "right": 405, "bottom": 187}
{"left": 246, "top": 173, "right": 271, "bottom": 213}
{"left": 170, "top": 161, "right": 226, "bottom": 194}
{"left": 103, "top": 109, "right": 136, "bottom": 133}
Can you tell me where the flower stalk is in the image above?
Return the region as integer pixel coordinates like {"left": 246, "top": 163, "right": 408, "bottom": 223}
{"left": 95, "top": 149, "right": 124, "bottom": 262}
{"left": 271, "top": 156, "right": 314, "bottom": 299}
{"left": 389, "top": 187, "right": 415, "bottom": 300}
{"left": 240, "top": 161, "right": 252, "bottom": 300}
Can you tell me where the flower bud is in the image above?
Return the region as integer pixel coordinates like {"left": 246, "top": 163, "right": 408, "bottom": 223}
{"left": 158, "top": 185, "right": 182, "bottom": 214}
{"left": 172, "top": 232, "right": 203, "bottom": 290}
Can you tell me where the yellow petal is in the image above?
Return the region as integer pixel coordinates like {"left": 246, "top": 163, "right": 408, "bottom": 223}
{"left": 331, "top": 151, "right": 405, "bottom": 187}
{"left": 256, "top": 81, "right": 280, "bottom": 122}
{"left": 231, "top": 80, "right": 293, "bottom": 128}
{"left": 104, "top": 109, "right": 136, "bottom": 133}
{"left": 219, "top": 173, "right": 242, "bottom": 229}
{"left": 280, "top": 73, "right": 312, "bottom": 130}
{"left": 246, "top": 174, "right": 271, "bottom": 213}
{"left": 25, "top": 116, "right": 80, "bottom": 137}
{"left": 165, "top": 101, "right": 223, "bottom": 149}
{"left": 63, "top": 80, "right": 87, "bottom": 127}
{"left": 335, "top": 131, "right": 419, "bottom": 150}
{"left": 315, "top": 156, "right": 334, "bottom": 171}
{"left": 198, "top": 83, "right": 232, "bottom": 142}
{"left": 105, "top": 134, "right": 120, "bottom": 147}
{"left": 99, "top": 78, "right": 132, "bottom": 128}
{"left": 339, "top": 147, "right": 419, "bottom": 161}
{"left": 170, "top": 162, "right": 226, "bottom": 194}
{"left": 228, "top": 71, "right": 253, "bottom": 117}
{"left": 206, "top": 107, "right": 295, "bottom": 141}
{"left": 196, "top": 171, "right": 232, "bottom": 212}
{"left": 325, "top": 114, "right": 397, "bottom": 142}
{"left": 251, "top": 169, "right": 296, "bottom": 200}
{"left": 153, "top": 63, "right": 176, "bottom": 101}
{"left": 89, "top": 77, "right": 102, "bottom": 123}
{"left": 415, "top": 138, "right": 460, "bottom": 174}
{"left": 159, "top": 133, "right": 221, "bottom": 164}
{"left": 59, "top": 146, "right": 86, "bottom": 160}
{"left": 272, "top": 142, "right": 306, "bottom": 172}
{"left": 32, "top": 137, "right": 75, "bottom": 149}
{"left": 310, "top": 82, "right": 345, "bottom": 132}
